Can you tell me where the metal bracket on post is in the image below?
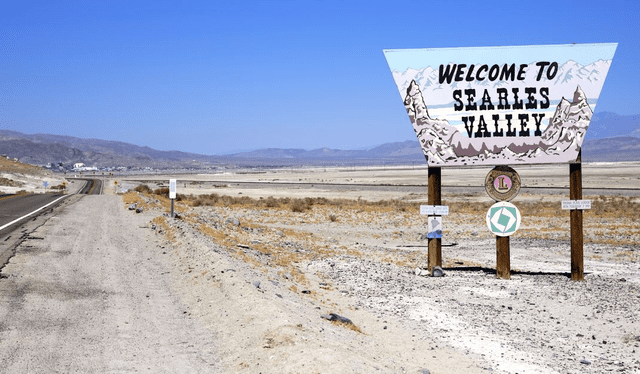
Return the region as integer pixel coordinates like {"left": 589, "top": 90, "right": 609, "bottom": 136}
{"left": 570, "top": 151, "right": 584, "bottom": 281}
{"left": 427, "top": 167, "right": 442, "bottom": 273}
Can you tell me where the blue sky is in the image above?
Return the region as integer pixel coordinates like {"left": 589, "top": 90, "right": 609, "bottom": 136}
{"left": 1, "top": 0, "right": 638, "bottom": 154}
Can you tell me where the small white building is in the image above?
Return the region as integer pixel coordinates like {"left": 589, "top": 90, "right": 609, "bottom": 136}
{"left": 73, "top": 162, "right": 85, "bottom": 169}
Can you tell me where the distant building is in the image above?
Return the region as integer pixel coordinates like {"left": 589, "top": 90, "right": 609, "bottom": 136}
{"left": 73, "top": 162, "right": 85, "bottom": 169}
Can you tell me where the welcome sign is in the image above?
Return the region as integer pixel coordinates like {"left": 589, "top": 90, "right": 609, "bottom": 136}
{"left": 384, "top": 43, "right": 617, "bottom": 166}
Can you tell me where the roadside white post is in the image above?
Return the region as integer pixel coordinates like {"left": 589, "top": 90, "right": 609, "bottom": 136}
{"left": 169, "top": 179, "right": 177, "bottom": 218}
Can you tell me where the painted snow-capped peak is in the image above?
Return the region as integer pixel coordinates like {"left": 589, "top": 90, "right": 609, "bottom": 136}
{"left": 549, "top": 85, "right": 593, "bottom": 127}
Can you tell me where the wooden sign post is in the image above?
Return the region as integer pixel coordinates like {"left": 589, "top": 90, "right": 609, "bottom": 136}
{"left": 496, "top": 236, "right": 510, "bottom": 279}
{"left": 427, "top": 167, "right": 442, "bottom": 272}
{"left": 569, "top": 153, "right": 584, "bottom": 281}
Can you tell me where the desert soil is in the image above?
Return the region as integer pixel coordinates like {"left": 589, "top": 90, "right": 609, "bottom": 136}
{"left": 119, "top": 164, "right": 638, "bottom": 373}
{"left": 0, "top": 157, "right": 66, "bottom": 194}
{"left": 0, "top": 193, "right": 222, "bottom": 372}
{"left": 1, "top": 164, "right": 639, "bottom": 373}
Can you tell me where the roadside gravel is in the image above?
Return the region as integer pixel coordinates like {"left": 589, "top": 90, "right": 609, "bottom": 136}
{"left": 141, "top": 189, "right": 640, "bottom": 374}
{"left": 0, "top": 194, "right": 222, "bottom": 372}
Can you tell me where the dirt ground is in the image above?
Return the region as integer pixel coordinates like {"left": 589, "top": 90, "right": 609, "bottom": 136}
{"left": 2, "top": 163, "right": 639, "bottom": 373}
{"left": 0, "top": 157, "right": 66, "bottom": 194}
{"left": 116, "top": 164, "right": 639, "bottom": 373}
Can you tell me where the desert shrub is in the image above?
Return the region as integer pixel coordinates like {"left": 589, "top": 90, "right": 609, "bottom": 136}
{"left": 153, "top": 187, "right": 170, "bottom": 198}
{"left": 0, "top": 177, "right": 23, "bottom": 187}
{"left": 590, "top": 195, "right": 639, "bottom": 218}
{"left": 134, "top": 184, "right": 153, "bottom": 194}
{"left": 51, "top": 183, "right": 67, "bottom": 190}
{"left": 328, "top": 214, "right": 338, "bottom": 222}
{"left": 264, "top": 196, "right": 279, "bottom": 208}
{"left": 290, "top": 198, "right": 310, "bottom": 212}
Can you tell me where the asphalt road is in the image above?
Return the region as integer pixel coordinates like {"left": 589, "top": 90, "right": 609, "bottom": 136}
{"left": 0, "top": 179, "right": 102, "bottom": 232}
{"left": 0, "top": 179, "right": 103, "bottom": 267}
{"left": 0, "top": 193, "right": 67, "bottom": 232}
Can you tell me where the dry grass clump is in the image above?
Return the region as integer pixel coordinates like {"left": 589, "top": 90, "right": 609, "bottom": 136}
{"left": 122, "top": 191, "right": 145, "bottom": 206}
{"left": 195, "top": 218, "right": 322, "bottom": 289}
{"left": 0, "top": 177, "right": 24, "bottom": 187}
{"left": 153, "top": 187, "right": 170, "bottom": 197}
{"left": 134, "top": 184, "right": 153, "bottom": 194}
{"left": 330, "top": 319, "right": 363, "bottom": 334}
{"left": 450, "top": 195, "right": 639, "bottom": 221}
{"left": 180, "top": 193, "right": 418, "bottom": 214}
{"left": 446, "top": 194, "right": 640, "bottom": 245}
{"left": 590, "top": 195, "right": 640, "bottom": 220}
{"left": 152, "top": 216, "right": 177, "bottom": 242}
{"left": 0, "top": 157, "right": 47, "bottom": 174}
{"left": 133, "top": 184, "right": 186, "bottom": 201}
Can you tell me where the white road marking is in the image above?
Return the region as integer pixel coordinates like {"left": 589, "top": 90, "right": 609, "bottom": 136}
{"left": 0, "top": 195, "right": 69, "bottom": 232}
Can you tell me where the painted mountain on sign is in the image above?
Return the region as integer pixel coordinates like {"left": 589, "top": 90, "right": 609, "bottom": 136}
{"left": 405, "top": 80, "right": 593, "bottom": 165}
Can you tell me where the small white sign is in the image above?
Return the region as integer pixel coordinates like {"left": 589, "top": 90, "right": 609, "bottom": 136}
{"left": 169, "top": 179, "right": 177, "bottom": 199}
{"left": 561, "top": 200, "right": 591, "bottom": 210}
{"left": 427, "top": 216, "right": 443, "bottom": 238}
{"left": 420, "top": 205, "right": 449, "bottom": 216}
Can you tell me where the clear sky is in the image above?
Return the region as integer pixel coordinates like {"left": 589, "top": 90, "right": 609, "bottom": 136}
{"left": 1, "top": 0, "right": 638, "bottom": 154}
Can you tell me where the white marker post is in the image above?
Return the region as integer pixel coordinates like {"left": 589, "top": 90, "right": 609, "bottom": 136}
{"left": 169, "top": 179, "right": 177, "bottom": 218}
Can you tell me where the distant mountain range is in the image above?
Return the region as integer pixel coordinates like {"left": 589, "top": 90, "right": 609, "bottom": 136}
{"left": 0, "top": 111, "right": 638, "bottom": 168}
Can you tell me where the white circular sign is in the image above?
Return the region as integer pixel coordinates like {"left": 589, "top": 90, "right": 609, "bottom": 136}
{"left": 486, "top": 201, "right": 521, "bottom": 237}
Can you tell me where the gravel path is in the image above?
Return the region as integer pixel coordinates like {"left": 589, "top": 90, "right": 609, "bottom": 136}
{"left": 0, "top": 194, "right": 221, "bottom": 373}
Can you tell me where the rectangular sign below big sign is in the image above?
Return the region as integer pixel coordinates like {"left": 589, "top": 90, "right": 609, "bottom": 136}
{"left": 561, "top": 200, "right": 591, "bottom": 210}
{"left": 427, "top": 216, "right": 443, "bottom": 239}
{"left": 420, "top": 205, "right": 449, "bottom": 216}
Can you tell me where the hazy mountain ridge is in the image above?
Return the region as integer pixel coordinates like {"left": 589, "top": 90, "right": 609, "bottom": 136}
{"left": 0, "top": 112, "right": 639, "bottom": 168}
{"left": 586, "top": 112, "right": 640, "bottom": 139}
{"left": 581, "top": 136, "right": 640, "bottom": 162}
{"left": 0, "top": 131, "right": 211, "bottom": 162}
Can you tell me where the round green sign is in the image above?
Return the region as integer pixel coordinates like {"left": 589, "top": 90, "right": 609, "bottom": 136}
{"left": 486, "top": 201, "right": 521, "bottom": 237}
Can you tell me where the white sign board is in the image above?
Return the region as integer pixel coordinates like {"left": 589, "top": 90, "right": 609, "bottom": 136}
{"left": 561, "top": 200, "right": 591, "bottom": 210}
{"left": 420, "top": 205, "right": 449, "bottom": 216}
{"left": 169, "top": 179, "right": 177, "bottom": 199}
{"left": 384, "top": 43, "right": 617, "bottom": 166}
{"left": 427, "top": 216, "right": 443, "bottom": 239}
